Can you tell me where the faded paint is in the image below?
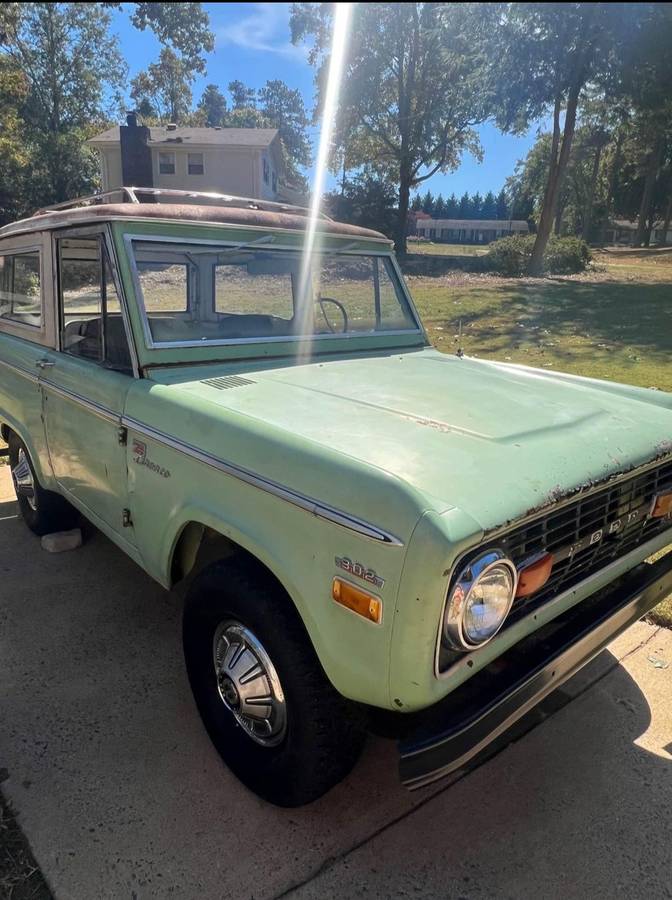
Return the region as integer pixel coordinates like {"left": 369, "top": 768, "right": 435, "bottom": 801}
{"left": 1, "top": 212, "right": 672, "bottom": 715}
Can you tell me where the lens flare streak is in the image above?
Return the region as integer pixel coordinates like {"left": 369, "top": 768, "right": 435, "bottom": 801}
{"left": 296, "top": 3, "right": 353, "bottom": 358}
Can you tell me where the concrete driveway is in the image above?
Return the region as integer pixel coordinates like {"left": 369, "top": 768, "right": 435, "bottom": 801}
{"left": 1, "top": 466, "right": 671, "bottom": 899}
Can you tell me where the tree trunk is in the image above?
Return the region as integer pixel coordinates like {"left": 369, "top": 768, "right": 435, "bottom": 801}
{"left": 581, "top": 143, "right": 603, "bottom": 243}
{"left": 661, "top": 192, "right": 672, "bottom": 246}
{"left": 528, "top": 84, "right": 580, "bottom": 276}
{"left": 636, "top": 136, "right": 663, "bottom": 246}
{"left": 605, "top": 130, "right": 623, "bottom": 219}
{"left": 395, "top": 174, "right": 410, "bottom": 255}
{"left": 554, "top": 202, "right": 565, "bottom": 235}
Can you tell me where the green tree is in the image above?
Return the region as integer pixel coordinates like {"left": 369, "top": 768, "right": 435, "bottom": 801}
{"left": 458, "top": 192, "right": 471, "bottom": 218}
{"left": 421, "top": 190, "right": 434, "bottom": 215}
{"left": 470, "top": 191, "right": 483, "bottom": 218}
{"left": 0, "top": 2, "right": 125, "bottom": 210}
{"left": 258, "top": 79, "right": 311, "bottom": 185}
{"left": 131, "top": 47, "right": 193, "bottom": 123}
{"left": 0, "top": 58, "right": 29, "bottom": 224}
{"left": 291, "top": 3, "right": 493, "bottom": 253}
{"left": 197, "top": 83, "right": 227, "bottom": 127}
{"left": 325, "top": 168, "right": 398, "bottom": 237}
{"left": 434, "top": 194, "right": 446, "bottom": 217}
{"left": 495, "top": 189, "right": 509, "bottom": 219}
{"left": 123, "top": 2, "right": 213, "bottom": 72}
{"left": 224, "top": 107, "right": 271, "bottom": 129}
{"left": 410, "top": 194, "right": 422, "bottom": 212}
{"left": 228, "top": 80, "right": 256, "bottom": 110}
{"left": 487, "top": 3, "right": 637, "bottom": 273}
{"left": 482, "top": 190, "right": 497, "bottom": 218}
{"left": 445, "top": 193, "right": 459, "bottom": 217}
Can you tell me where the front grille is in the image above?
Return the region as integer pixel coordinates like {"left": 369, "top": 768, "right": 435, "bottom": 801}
{"left": 493, "top": 459, "right": 672, "bottom": 624}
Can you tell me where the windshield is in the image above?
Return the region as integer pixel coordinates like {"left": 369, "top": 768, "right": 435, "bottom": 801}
{"left": 129, "top": 240, "right": 419, "bottom": 346}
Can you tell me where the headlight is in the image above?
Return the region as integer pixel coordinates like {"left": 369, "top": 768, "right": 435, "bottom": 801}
{"left": 443, "top": 550, "right": 517, "bottom": 650}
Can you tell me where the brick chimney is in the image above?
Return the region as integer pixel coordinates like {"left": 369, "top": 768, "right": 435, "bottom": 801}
{"left": 120, "top": 111, "right": 153, "bottom": 188}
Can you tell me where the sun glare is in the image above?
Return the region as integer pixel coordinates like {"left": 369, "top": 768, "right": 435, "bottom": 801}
{"left": 296, "top": 2, "right": 353, "bottom": 358}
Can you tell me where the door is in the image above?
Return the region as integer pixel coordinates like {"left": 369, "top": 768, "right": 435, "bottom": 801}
{"left": 41, "top": 233, "right": 136, "bottom": 540}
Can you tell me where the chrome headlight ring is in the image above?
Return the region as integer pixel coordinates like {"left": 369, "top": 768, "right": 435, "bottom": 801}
{"left": 443, "top": 549, "right": 518, "bottom": 651}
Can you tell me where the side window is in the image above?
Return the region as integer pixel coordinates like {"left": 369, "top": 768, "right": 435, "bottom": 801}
{"left": 0, "top": 250, "right": 42, "bottom": 328}
{"left": 58, "top": 237, "right": 133, "bottom": 373}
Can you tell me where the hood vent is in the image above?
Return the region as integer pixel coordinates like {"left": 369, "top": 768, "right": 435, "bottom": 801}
{"left": 201, "top": 375, "right": 255, "bottom": 390}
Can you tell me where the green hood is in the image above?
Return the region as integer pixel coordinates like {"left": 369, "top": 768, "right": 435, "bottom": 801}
{"left": 149, "top": 348, "right": 672, "bottom": 533}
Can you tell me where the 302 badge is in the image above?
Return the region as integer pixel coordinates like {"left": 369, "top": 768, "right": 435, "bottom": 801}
{"left": 335, "top": 556, "right": 385, "bottom": 588}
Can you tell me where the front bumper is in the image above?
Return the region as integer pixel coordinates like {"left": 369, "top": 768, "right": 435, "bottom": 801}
{"left": 399, "top": 552, "right": 672, "bottom": 790}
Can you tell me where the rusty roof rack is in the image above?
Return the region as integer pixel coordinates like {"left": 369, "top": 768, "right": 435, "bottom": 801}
{"left": 35, "top": 186, "right": 332, "bottom": 221}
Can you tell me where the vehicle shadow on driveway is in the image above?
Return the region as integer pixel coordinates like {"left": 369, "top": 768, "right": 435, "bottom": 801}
{"left": 0, "top": 495, "right": 670, "bottom": 899}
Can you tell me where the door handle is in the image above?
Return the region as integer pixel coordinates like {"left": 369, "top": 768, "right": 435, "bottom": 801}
{"left": 35, "top": 358, "right": 55, "bottom": 369}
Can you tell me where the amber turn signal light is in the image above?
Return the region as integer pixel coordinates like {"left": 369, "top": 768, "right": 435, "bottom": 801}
{"left": 516, "top": 552, "right": 554, "bottom": 598}
{"left": 650, "top": 490, "right": 672, "bottom": 519}
{"left": 332, "top": 578, "right": 382, "bottom": 624}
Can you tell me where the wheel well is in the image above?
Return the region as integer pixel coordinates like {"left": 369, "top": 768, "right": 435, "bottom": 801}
{"left": 171, "top": 522, "right": 279, "bottom": 595}
{"left": 1, "top": 424, "right": 10, "bottom": 443}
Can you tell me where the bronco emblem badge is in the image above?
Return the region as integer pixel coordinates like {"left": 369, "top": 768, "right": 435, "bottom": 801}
{"left": 132, "top": 439, "right": 171, "bottom": 479}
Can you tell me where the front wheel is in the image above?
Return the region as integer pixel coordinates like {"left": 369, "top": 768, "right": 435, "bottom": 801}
{"left": 183, "top": 558, "right": 366, "bottom": 806}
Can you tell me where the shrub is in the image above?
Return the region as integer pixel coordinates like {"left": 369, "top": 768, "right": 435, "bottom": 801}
{"left": 485, "top": 234, "right": 591, "bottom": 276}
{"left": 543, "top": 235, "right": 592, "bottom": 274}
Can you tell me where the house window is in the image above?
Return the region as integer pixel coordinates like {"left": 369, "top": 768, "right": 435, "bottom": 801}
{"left": 158, "top": 151, "right": 176, "bottom": 175}
{"left": 272, "top": 170, "right": 277, "bottom": 192}
{"left": 0, "top": 250, "right": 42, "bottom": 328}
{"left": 262, "top": 158, "right": 270, "bottom": 184}
{"left": 188, "top": 152, "right": 204, "bottom": 176}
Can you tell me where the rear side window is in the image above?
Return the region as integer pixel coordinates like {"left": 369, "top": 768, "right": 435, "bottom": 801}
{"left": 0, "top": 250, "right": 41, "bottom": 328}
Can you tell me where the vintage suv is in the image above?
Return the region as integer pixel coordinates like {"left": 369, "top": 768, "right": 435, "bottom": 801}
{"left": 1, "top": 187, "right": 672, "bottom": 806}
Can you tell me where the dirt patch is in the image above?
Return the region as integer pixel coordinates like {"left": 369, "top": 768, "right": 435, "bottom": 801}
{"left": 0, "top": 791, "right": 52, "bottom": 899}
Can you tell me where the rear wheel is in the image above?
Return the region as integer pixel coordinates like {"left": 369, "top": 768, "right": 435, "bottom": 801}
{"left": 183, "top": 557, "right": 366, "bottom": 806}
{"left": 8, "top": 434, "right": 79, "bottom": 536}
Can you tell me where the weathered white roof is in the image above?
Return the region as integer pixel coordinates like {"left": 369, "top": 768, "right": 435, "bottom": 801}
{"left": 87, "top": 126, "right": 279, "bottom": 148}
{"left": 417, "top": 218, "right": 529, "bottom": 230}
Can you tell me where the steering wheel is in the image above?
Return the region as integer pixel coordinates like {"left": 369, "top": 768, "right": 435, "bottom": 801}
{"left": 316, "top": 296, "right": 349, "bottom": 334}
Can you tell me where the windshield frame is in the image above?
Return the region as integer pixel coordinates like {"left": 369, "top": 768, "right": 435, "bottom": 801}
{"left": 122, "top": 231, "right": 426, "bottom": 353}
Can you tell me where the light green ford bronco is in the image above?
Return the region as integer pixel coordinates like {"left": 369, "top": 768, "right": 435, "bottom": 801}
{"left": 1, "top": 188, "right": 671, "bottom": 806}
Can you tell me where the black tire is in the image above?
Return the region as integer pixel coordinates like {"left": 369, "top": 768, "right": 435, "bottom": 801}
{"left": 8, "top": 433, "right": 79, "bottom": 536}
{"left": 183, "top": 557, "right": 366, "bottom": 807}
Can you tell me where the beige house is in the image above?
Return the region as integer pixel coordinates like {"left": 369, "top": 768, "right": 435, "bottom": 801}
{"left": 87, "top": 116, "right": 291, "bottom": 202}
{"left": 415, "top": 217, "right": 529, "bottom": 244}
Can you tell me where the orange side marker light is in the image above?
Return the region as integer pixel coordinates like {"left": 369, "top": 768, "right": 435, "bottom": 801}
{"left": 516, "top": 552, "right": 554, "bottom": 598}
{"left": 650, "top": 490, "right": 672, "bottom": 519}
{"left": 332, "top": 578, "right": 382, "bottom": 624}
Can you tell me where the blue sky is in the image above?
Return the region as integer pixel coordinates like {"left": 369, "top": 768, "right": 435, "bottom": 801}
{"left": 109, "top": 2, "right": 542, "bottom": 199}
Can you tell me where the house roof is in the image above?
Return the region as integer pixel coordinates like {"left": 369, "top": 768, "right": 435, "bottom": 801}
{"left": 417, "top": 218, "right": 529, "bottom": 229}
{"left": 87, "top": 126, "right": 279, "bottom": 148}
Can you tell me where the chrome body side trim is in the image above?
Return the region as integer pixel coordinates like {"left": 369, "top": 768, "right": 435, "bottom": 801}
{"left": 122, "top": 415, "right": 405, "bottom": 546}
{"left": 0, "top": 358, "right": 39, "bottom": 385}
{"left": 39, "top": 379, "right": 120, "bottom": 425}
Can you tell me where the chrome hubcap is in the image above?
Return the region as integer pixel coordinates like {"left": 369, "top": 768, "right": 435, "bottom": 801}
{"left": 12, "top": 448, "right": 37, "bottom": 511}
{"left": 213, "top": 621, "right": 287, "bottom": 747}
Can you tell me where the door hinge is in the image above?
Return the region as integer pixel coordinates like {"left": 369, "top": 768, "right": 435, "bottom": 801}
{"left": 122, "top": 508, "right": 133, "bottom": 528}
{"left": 118, "top": 426, "right": 128, "bottom": 446}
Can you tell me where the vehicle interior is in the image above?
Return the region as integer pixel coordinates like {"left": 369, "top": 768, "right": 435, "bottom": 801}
{"left": 130, "top": 241, "right": 417, "bottom": 345}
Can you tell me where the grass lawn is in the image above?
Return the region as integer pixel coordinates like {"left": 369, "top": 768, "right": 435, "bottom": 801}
{"left": 407, "top": 241, "right": 489, "bottom": 256}
{"left": 409, "top": 249, "right": 672, "bottom": 391}
{"left": 409, "top": 248, "right": 672, "bottom": 627}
